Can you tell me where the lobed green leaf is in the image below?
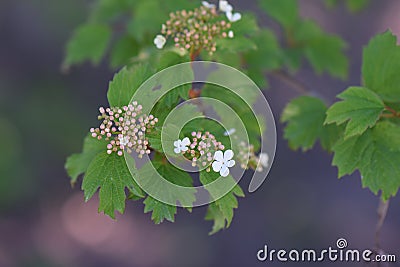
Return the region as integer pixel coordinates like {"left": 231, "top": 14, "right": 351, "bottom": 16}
{"left": 82, "top": 152, "right": 142, "bottom": 219}
{"left": 325, "top": 86, "right": 385, "bottom": 138}
{"left": 63, "top": 24, "right": 111, "bottom": 69}
{"left": 362, "top": 30, "right": 400, "bottom": 102}
{"left": 65, "top": 135, "right": 108, "bottom": 185}
{"left": 282, "top": 96, "right": 342, "bottom": 151}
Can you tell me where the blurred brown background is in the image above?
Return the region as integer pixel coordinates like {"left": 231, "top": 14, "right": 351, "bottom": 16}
{"left": 0, "top": 0, "right": 399, "bottom": 266}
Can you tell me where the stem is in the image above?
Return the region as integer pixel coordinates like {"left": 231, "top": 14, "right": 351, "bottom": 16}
{"left": 382, "top": 105, "right": 400, "bottom": 119}
{"left": 190, "top": 48, "right": 201, "bottom": 61}
{"left": 269, "top": 70, "right": 309, "bottom": 94}
{"left": 375, "top": 199, "right": 390, "bottom": 250}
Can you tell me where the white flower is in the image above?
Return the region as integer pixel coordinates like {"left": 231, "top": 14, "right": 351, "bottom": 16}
{"left": 154, "top": 35, "right": 166, "bottom": 49}
{"left": 223, "top": 128, "right": 236, "bottom": 136}
{"left": 174, "top": 137, "right": 190, "bottom": 153}
{"left": 219, "top": 0, "right": 233, "bottom": 12}
{"left": 258, "top": 153, "right": 269, "bottom": 168}
{"left": 202, "top": 1, "right": 216, "bottom": 8}
{"left": 119, "top": 135, "right": 129, "bottom": 146}
{"left": 226, "top": 11, "right": 241, "bottom": 22}
{"left": 228, "top": 30, "right": 234, "bottom": 38}
{"left": 212, "top": 150, "right": 235, "bottom": 177}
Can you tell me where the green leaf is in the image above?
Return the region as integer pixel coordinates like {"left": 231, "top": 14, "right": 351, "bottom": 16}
{"left": 282, "top": 96, "right": 341, "bottom": 151}
{"left": 107, "top": 64, "right": 153, "bottom": 107}
{"left": 110, "top": 36, "right": 140, "bottom": 69}
{"left": 320, "top": 123, "right": 344, "bottom": 152}
{"left": 201, "top": 84, "right": 262, "bottom": 150}
{"left": 89, "top": 0, "right": 135, "bottom": 23}
{"left": 63, "top": 24, "right": 111, "bottom": 68}
{"left": 230, "top": 13, "right": 260, "bottom": 36}
{"left": 326, "top": 87, "right": 385, "bottom": 138}
{"left": 204, "top": 186, "right": 244, "bottom": 234}
{"left": 82, "top": 152, "right": 141, "bottom": 219}
{"left": 333, "top": 121, "right": 400, "bottom": 199}
{"left": 127, "top": 1, "right": 167, "bottom": 42}
{"left": 217, "top": 36, "right": 257, "bottom": 53}
{"left": 143, "top": 196, "right": 177, "bottom": 224}
{"left": 156, "top": 49, "right": 190, "bottom": 71}
{"left": 65, "top": 135, "right": 108, "bottom": 185}
{"left": 200, "top": 171, "right": 244, "bottom": 234}
{"left": 332, "top": 131, "right": 371, "bottom": 177}
{"left": 360, "top": 122, "right": 400, "bottom": 199}
{"left": 213, "top": 15, "right": 260, "bottom": 55}
{"left": 245, "top": 29, "right": 283, "bottom": 87}
{"left": 294, "top": 20, "right": 348, "bottom": 79}
{"left": 258, "top": 0, "right": 299, "bottom": 30}
{"left": 205, "top": 203, "right": 226, "bottom": 235}
{"left": 362, "top": 30, "right": 400, "bottom": 102}
{"left": 138, "top": 161, "right": 195, "bottom": 223}
{"left": 140, "top": 160, "right": 195, "bottom": 223}
{"left": 154, "top": 50, "right": 192, "bottom": 105}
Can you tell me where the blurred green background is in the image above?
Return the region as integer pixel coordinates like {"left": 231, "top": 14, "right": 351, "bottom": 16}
{"left": 0, "top": 0, "right": 399, "bottom": 266}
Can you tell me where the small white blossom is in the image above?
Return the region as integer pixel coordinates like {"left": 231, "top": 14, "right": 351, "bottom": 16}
{"left": 174, "top": 137, "right": 191, "bottom": 154}
{"left": 219, "top": 0, "right": 233, "bottom": 12}
{"left": 212, "top": 149, "right": 235, "bottom": 177}
{"left": 226, "top": 11, "right": 241, "bottom": 22}
{"left": 223, "top": 128, "right": 236, "bottom": 136}
{"left": 228, "top": 30, "right": 234, "bottom": 38}
{"left": 119, "top": 135, "right": 129, "bottom": 146}
{"left": 202, "top": 1, "right": 216, "bottom": 8}
{"left": 154, "top": 35, "right": 166, "bottom": 49}
{"left": 258, "top": 153, "right": 269, "bottom": 168}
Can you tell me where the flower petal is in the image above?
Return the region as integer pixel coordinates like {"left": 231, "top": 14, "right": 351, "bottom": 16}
{"left": 219, "top": 0, "right": 233, "bottom": 12}
{"left": 154, "top": 35, "right": 166, "bottom": 49}
{"left": 181, "top": 137, "right": 191, "bottom": 146}
{"left": 173, "top": 140, "right": 180, "bottom": 147}
{"left": 212, "top": 161, "right": 223, "bottom": 172}
{"left": 214, "top": 150, "right": 223, "bottom": 161}
{"left": 180, "top": 146, "right": 189, "bottom": 152}
{"left": 226, "top": 159, "right": 235, "bottom": 168}
{"left": 226, "top": 11, "right": 241, "bottom": 22}
{"left": 223, "top": 149, "right": 234, "bottom": 161}
{"left": 223, "top": 128, "right": 236, "bottom": 136}
{"left": 202, "top": 1, "right": 215, "bottom": 8}
{"left": 220, "top": 165, "right": 229, "bottom": 177}
{"left": 259, "top": 153, "right": 269, "bottom": 168}
{"left": 174, "top": 147, "right": 181, "bottom": 154}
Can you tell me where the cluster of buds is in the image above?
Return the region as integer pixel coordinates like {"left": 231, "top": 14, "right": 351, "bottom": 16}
{"left": 236, "top": 141, "right": 269, "bottom": 172}
{"left": 154, "top": 1, "right": 241, "bottom": 55}
{"left": 90, "top": 102, "right": 158, "bottom": 157}
{"left": 174, "top": 131, "right": 225, "bottom": 172}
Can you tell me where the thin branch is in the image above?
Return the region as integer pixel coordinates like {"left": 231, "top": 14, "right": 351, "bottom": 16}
{"left": 375, "top": 198, "right": 390, "bottom": 250}
{"left": 269, "top": 70, "right": 310, "bottom": 95}
{"left": 382, "top": 106, "right": 400, "bottom": 119}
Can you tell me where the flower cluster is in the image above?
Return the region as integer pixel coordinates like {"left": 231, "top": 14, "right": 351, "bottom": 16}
{"left": 90, "top": 102, "right": 158, "bottom": 157}
{"left": 222, "top": 128, "right": 269, "bottom": 172}
{"left": 174, "top": 131, "right": 227, "bottom": 173}
{"left": 236, "top": 141, "right": 269, "bottom": 172}
{"left": 153, "top": 0, "right": 241, "bottom": 55}
{"left": 173, "top": 128, "right": 269, "bottom": 176}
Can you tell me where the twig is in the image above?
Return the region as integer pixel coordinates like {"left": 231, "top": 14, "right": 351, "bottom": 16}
{"left": 269, "top": 70, "right": 310, "bottom": 95}
{"left": 375, "top": 198, "right": 390, "bottom": 250}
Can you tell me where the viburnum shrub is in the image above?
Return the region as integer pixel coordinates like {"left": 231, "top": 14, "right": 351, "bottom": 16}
{"left": 64, "top": 0, "right": 400, "bottom": 240}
